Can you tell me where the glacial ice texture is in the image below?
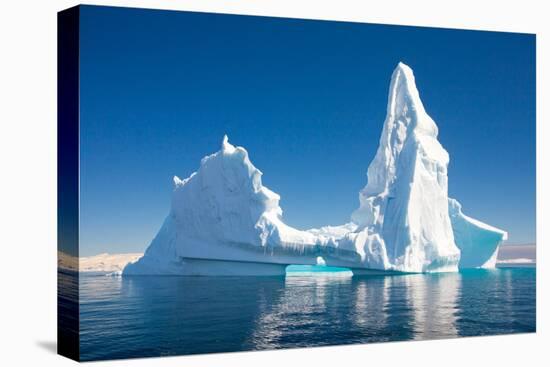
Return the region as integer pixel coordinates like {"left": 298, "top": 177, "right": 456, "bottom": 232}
{"left": 124, "top": 62, "right": 507, "bottom": 276}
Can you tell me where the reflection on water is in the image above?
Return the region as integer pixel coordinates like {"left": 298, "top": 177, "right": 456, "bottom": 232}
{"left": 71, "top": 268, "right": 535, "bottom": 361}
{"left": 405, "top": 273, "right": 460, "bottom": 339}
{"left": 249, "top": 275, "right": 354, "bottom": 350}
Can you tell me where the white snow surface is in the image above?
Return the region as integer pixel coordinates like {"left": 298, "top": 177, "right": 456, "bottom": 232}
{"left": 124, "top": 62, "right": 507, "bottom": 276}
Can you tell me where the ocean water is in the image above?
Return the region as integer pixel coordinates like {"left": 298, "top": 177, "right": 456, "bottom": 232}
{"left": 68, "top": 267, "right": 535, "bottom": 361}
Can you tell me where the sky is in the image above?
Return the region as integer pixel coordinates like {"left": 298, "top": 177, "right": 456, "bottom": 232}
{"left": 78, "top": 5, "right": 536, "bottom": 256}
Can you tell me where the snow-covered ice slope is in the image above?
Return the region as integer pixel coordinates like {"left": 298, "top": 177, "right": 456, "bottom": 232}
{"left": 449, "top": 198, "right": 508, "bottom": 268}
{"left": 124, "top": 62, "right": 507, "bottom": 276}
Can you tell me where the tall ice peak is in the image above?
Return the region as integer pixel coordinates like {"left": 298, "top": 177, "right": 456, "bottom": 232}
{"left": 387, "top": 62, "right": 437, "bottom": 138}
{"left": 352, "top": 62, "right": 443, "bottom": 205}
{"left": 350, "top": 62, "right": 460, "bottom": 272}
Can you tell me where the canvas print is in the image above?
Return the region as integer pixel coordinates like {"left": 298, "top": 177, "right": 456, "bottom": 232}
{"left": 57, "top": 5, "right": 536, "bottom": 362}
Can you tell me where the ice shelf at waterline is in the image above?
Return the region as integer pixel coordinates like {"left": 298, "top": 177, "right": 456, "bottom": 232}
{"left": 123, "top": 62, "right": 507, "bottom": 276}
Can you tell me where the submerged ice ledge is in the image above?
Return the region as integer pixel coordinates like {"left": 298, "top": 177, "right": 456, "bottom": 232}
{"left": 123, "top": 62, "right": 507, "bottom": 276}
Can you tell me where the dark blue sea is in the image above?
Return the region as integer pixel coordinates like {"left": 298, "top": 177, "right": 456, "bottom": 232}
{"left": 64, "top": 267, "right": 536, "bottom": 361}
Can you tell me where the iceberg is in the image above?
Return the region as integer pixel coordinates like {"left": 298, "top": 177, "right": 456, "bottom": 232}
{"left": 123, "top": 62, "right": 507, "bottom": 276}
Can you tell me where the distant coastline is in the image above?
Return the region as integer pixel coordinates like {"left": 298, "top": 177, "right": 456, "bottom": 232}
{"left": 58, "top": 251, "right": 142, "bottom": 275}
{"left": 497, "top": 243, "right": 536, "bottom": 261}
{"left": 58, "top": 244, "right": 536, "bottom": 275}
{"left": 495, "top": 243, "right": 536, "bottom": 268}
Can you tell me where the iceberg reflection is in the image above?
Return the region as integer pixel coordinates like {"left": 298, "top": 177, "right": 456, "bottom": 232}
{"left": 403, "top": 273, "right": 460, "bottom": 339}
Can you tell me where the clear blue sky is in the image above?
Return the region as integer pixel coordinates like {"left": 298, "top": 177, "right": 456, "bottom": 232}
{"left": 78, "top": 5, "right": 535, "bottom": 256}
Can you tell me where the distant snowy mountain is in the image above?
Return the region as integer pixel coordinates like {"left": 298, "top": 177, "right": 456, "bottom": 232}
{"left": 123, "top": 62, "right": 508, "bottom": 276}
{"left": 496, "top": 244, "right": 536, "bottom": 266}
{"left": 58, "top": 252, "right": 142, "bottom": 275}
